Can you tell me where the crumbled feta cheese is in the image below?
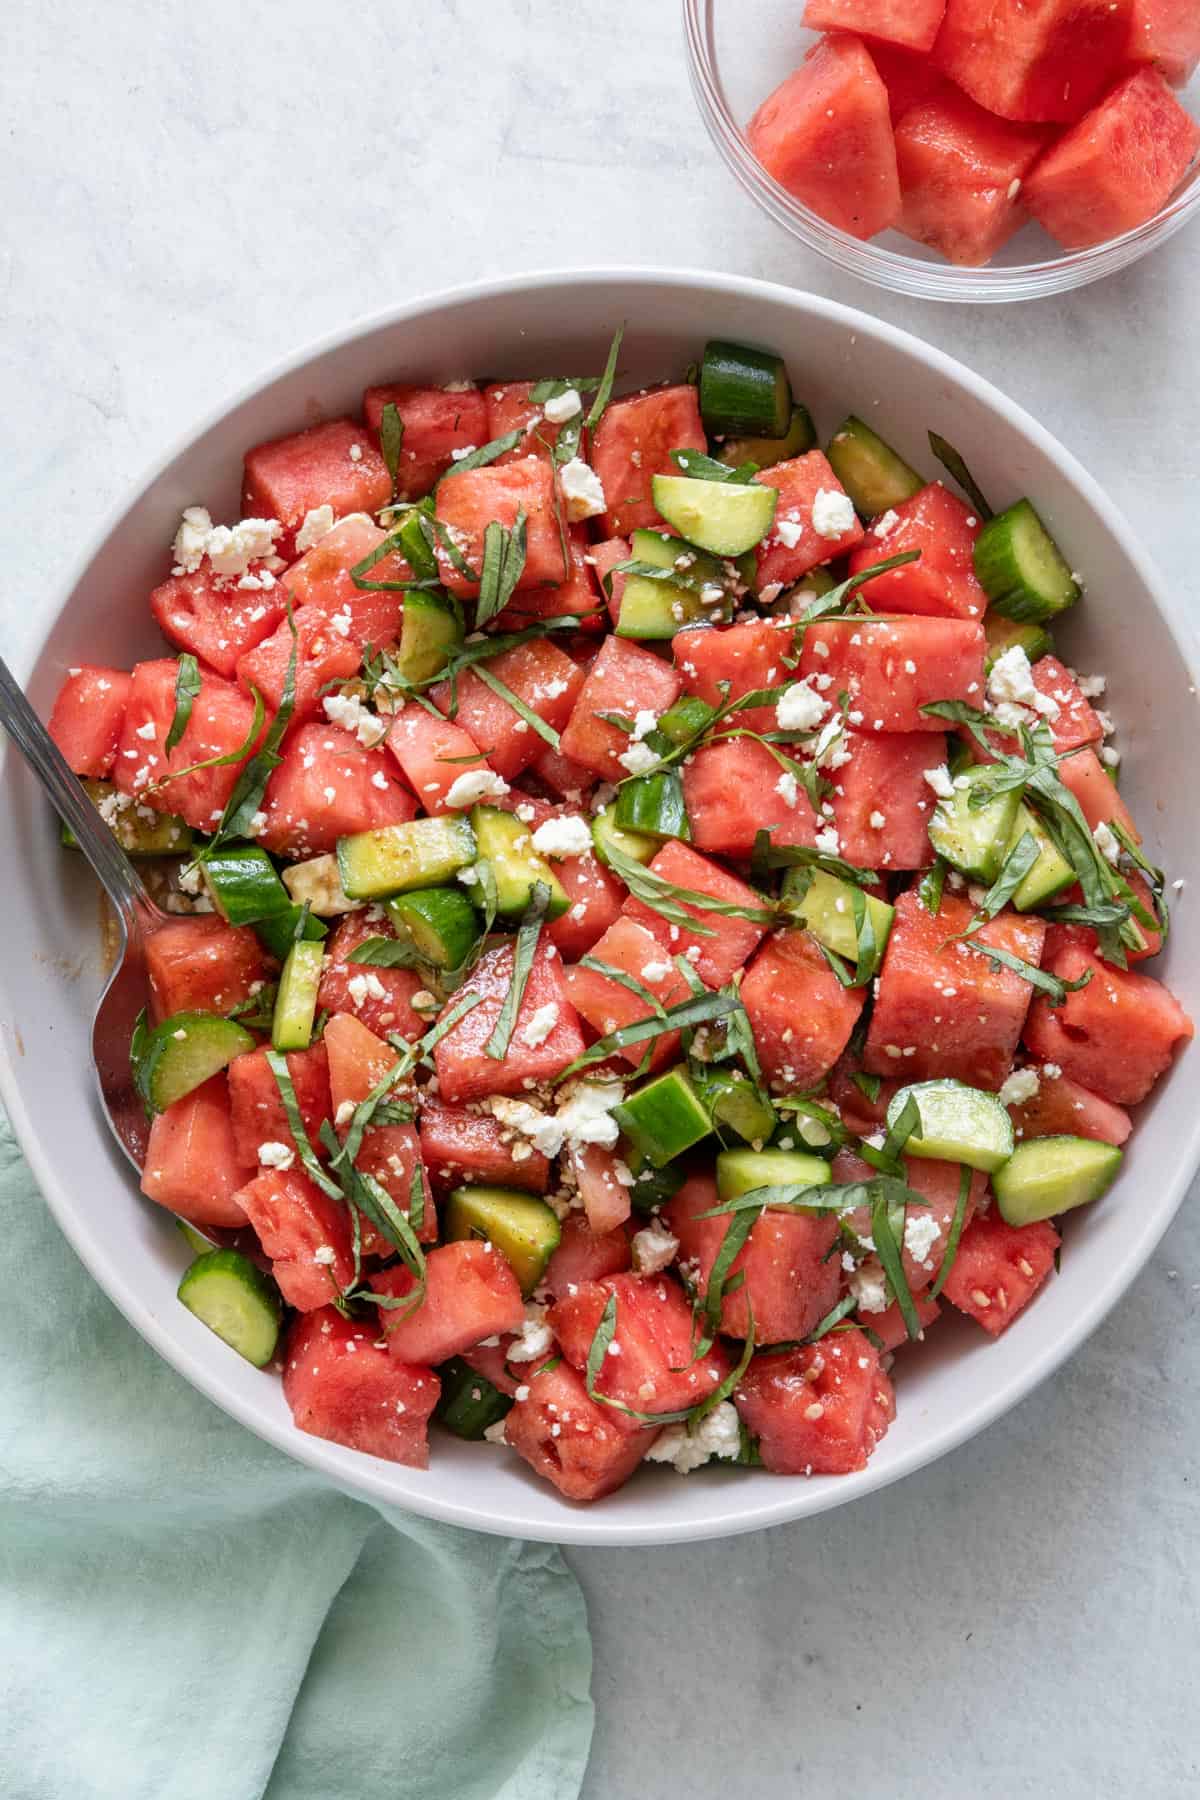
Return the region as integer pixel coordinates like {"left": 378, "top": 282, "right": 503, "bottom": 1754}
{"left": 543, "top": 386, "right": 583, "bottom": 424}
{"left": 294, "top": 504, "right": 336, "bottom": 554}
{"left": 519, "top": 1003, "right": 560, "bottom": 1050}
{"left": 999, "top": 1067, "right": 1041, "bottom": 1107}
{"left": 631, "top": 710, "right": 659, "bottom": 742}
{"left": 814, "top": 826, "right": 841, "bottom": 856}
{"left": 257, "top": 1141, "right": 295, "bottom": 1170}
{"left": 868, "top": 810, "right": 886, "bottom": 830}
{"left": 987, "top": 645, "right": 1059, "bottom": 729}
{"left": 313, "top": 1243, "right": 337, "bottom": 1266}
{"left": 903, "top": 1213, "right": 941, "bottom": 1268}
{"left": 1076, "top": 672, "right": 1107, "bottom": 699}
{"left": 632, "top": 1224, "right": 680, "bottom": 1275}
{"left": 872, "top": 509, "right": 899, "bottom": 538}
{"left": 334, "top": 1100, "right": 357, "bottom": 1128}
{"left": 346, "top": 971, "right": 389, "bottom": 1008}
{"left": 531, "top": 815, "right": 593, "bottom": 859}
{"left": 507, "top": 1306, "right": 555, "bottom": 1364}
{"left": 348, "top": 442, "right": 363, "bottom": 462}
{"left": 924, "top": 763, "right": 955, "bottom": 800}
{"left": 775, "top": 679, "right": 828, "bottom": 734}
{"left": 617, "top": 741, "right": 660, "bottom": 777}
{"left": 444, "top": 768, "right": 510, "bottom": 809}
{"left": 775, "top": 770, "right": 799, "bottom": 808}
{"left": 555, "top": 1079, "right": 624, "bottom": 1151}
{"left": 170, "top": 507, "right": 283, "bottom": 578}
{"left": 482, "top": 1418, "right": 509, "bottom": 1444}
{"left": 811, "top": 488, "right": 856, "bottom": 540}
{"left": 640, "top": 960, "right": 672, "bottom": 983}
{"left": 449, "top": 445, "right": 478, "bottom": 462}
{"left": 1042, "top": 1062, "right": 1062, "bottom": 1079}
{"left": 776, "top": 517, "right": 804, "bottom": 550}
{"left": 322, "top": 692, "right": 388, "bottom": 748}
{"left": 849, "top": 1261, "right": 889, "bottom": 1314}
{"left": 559, "top": 456, "right": 607, "bottom": 523}
{"left": 645, "top": 1402, "right": 741, "bottom": 1473}
{"left": 1094, "top": 821, "right": 1121, "bottom": 866}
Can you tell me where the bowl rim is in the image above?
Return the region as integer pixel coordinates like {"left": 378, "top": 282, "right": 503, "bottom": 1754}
{"left": 4, "top": 264, "right": 1200, "bottom": 1545}
{"left": 681, "top": 0, "right": 1200, "bottom": 303}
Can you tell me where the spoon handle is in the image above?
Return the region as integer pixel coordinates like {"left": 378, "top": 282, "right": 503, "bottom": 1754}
{"left": 0, "top": 655, "right": 160, "bottom": 929}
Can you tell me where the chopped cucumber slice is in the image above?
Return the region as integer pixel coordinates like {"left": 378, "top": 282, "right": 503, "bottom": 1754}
{"left": 780, "top": 867, "right": 894, "bottom": 966}
{"left": 435, "top": 1355, "right": 514, "bottom": 1439}
{"left": 394, "top": 587, "right": 464, "bottom": 683}
{"left": 616, "top": 528, "right": 735, "bottom": 638}
{"left": 591, "top": 804, "right": 657, "bottom": 869}
{"left": 470, "top": 806, "right": 568, "bottom": 920}
{"left": 650, "top": 474, "right": 777, "bottom": 558}
{"left": 656, "top": 696, "right": 717, "bottom": 745}
{"left": 888, "top": 1079, "right": 1014, "bottom": 1173}
{"left": 177, "top": 1248, "right": 282, "bottom": 1367}
{"left": 928, "top": 764, "right": 1022, "bottom": 883}
{"left": 974, "top": 499, "right": 1081, "bottom": 624}
{"left": 203, "top": 846, "right": 293, "bottom": 927}
{"left": 61, "top": 781, "right": 192, "bottom": 857}
{"left": 176, "top": 1217, "right": 214, "bottom": 1257}
{"left": 387, "top": 887, "right": 480, "bottom": 969}
{"left": 337, "top": 815, "right": 477, "bottom": 902}
{"left": 283, "top": 854, "right": 358, "bottom": 917}
{"left": 1007, "top": 806, "right": 1075, "bottom": 911}
{"left": 826, "top": 416, "right": 924, "bottom": 519}
{"left": 715, "top": 1146, "right": 831, "bottom": 1202}
{"left": 271, "top": 938, "right": 324, "bottom": 1052}
{"left": 984, "top": 611, "right": 1054, "bottom": 671}
{"left": 136, "top": 1010, "right": 256, "bottom": 1114}
{"left": 444, "top": 1186, "right": 561, "bottom": 1296}
{"left": 716, "top": 404, "right": 817, "bottom": 471}
{"left": 253, "top": 903, "right": 328, "bottom": 963}
{"left": 612, "top": 1066, "right": 712, "bottom": 1168}
{"left": 699, "top": 339, "right": 793, "bottom": 439}
{"left": 691, "top": 1068, "right": 778, "bottom": 1146}
{"left": 994, "top": 1135, "right": 1122, "bottom": 1226}
{"left": 613, "top": 770, "right": 690, "bottom": 842}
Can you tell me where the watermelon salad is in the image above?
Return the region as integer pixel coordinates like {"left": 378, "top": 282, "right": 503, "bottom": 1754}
{"left": 47, "top": 333, "right": 1193, "bottom": 1503}
{"left": 747, "top": 1, "right": 1200, "bottom": 264}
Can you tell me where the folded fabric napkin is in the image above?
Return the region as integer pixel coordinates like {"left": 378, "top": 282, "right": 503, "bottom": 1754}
{"left": 0, "top": 1114, "right": 593, "bottom": 1800}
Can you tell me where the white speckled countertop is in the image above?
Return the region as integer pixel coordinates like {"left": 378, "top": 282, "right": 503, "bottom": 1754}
{"left": 4, "top": 2, "right": 1199, "bottom": 1793}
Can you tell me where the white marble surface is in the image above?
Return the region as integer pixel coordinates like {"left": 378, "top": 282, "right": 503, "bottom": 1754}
{"left": 4, "top": 1, "right": 1200, "bottom": 1793}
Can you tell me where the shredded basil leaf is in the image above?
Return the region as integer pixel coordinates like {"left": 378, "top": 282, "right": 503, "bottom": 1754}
{"left": 927, "top": 431, "right": 994, "bottom": 522}
{"left": 484, "top": 883, "right": 550, "bottom": 1060}
{"left": 796, "top": 549, "right": 922, "bottom": 626}
{"left": 436, "top": 430, "right": 523, "bottom": 484}
{"left": 970, "top": 830, "right": 1041, "bottom": 922}
{"left": 474, "top": 509, "right": 529, "bottom": 630}
{"left": 852, "top": 1070, "right": 882, "bottom": 1104}
{"left": 265, "top": 1049, "right": 344, "bottom": 1200}
{"left": 928, "top": 1164, "right": 972, "bottom": 1300}
{"left": 560, "top": 989, "right": 741, "bottom": 1080}
{"left": 380, "top": 402, "right": 405, "bottom": 500}
{"left": 870, "top": 1183, "right": 921, "bottom": 1342}
{"left": 918, "top": 858, "right": 947, "bottom": 916}
{"left": 164, "top": 654, "right": 202, "bottom": 755}
{"left": 584, "top": 324, "right": 625, "bottom": 433}
{"left": 470, "top": 661, "right": 559, "bottom": 749}
{"left": 669, "top": 448, "right": 757, "bottom": 485}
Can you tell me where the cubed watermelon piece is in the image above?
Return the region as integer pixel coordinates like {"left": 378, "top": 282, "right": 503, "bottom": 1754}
{"left": 141, "top": 1074, "right": 255, "bottom": 1229}
{"left": 859, "top": 1288, "right": 942, "bottom": 1351}
{"left": 433, "top": 940, "right": 585, "bottom": 1103}
{"left": 371, "top": 1240, "right": 525, "bottom": 1363}
{"left": 528, "top": 741, "right": 598, "bottom": 804}
{"left": 563, "top": 916, "right": 695, "bottom": 1073}
{"left": 558, "top": 635, "right": 683, "bottom": 780}
{"left": 740, "top": 927, "right": 867, "bottom": 1090}
{"left": 871, "top": 42, "right": 954, "bottom": 123}
{"left": 850, "top": 483, "right": 988, "bottom": 616}
{"left": 829, "top": 1057, "right": 904, "bottom": 1135}
{"left": 257, "top": 721, "right": 415, "bottom": 859}
{"left": 545, "top": 852, "right": 626, "bottom": 961}
{"left": 803, "top": 0, "right": 947, "bottom": 52}
{"left": 48, "top": 665, "right": 132, "bottom": 777}
{"left": 419, "top": 1101, "right": 552, "bottom": 1194}
{"left": 460, "top": 1338, "right": 522, "bottom": 1399}
{"left": 894, "top": 92, "right": 1048, "bottom": 265}
{"left": 621, "top": 840, "right": 769, "bottom": 989}
{"left": 323, "top": 1011, "right": 433, "bottom": 1244}
{"left": 591, "top": 385, "right": 707, "bottom": 539}
{"left": 150, "top": 567, "right": 287, "bottom": 679}
{"left": 1023, "top": 944, "right": 1193, "bottom": 1105}
{"left": 1056, "top": 746, "right": 1140, "bottom": 838}
{"left": 798, "top": 616, "right": 987, "bottom": 732}
{"left": 112, "top": 658, "right": 263, "bottom": 830}
{"left": 227, "top": 1042, "right": 333, "bottom": 1168}
{"left": 502, "top": 1357, "right": 654, "bottom": 1501}
{"left": 241, "top": 419, "right": 392, "bottom": 558}
{"left": 1024, "top": 66, "right": 1200, "bottom": 247}
{"left": 834, "top": 1148, "right": 985, "bottom": 1287}
{"left": 593, "top": 536, "right": 633, "bottom": 628}
{"left": 831, "top": 731, "right": 947, "bottom": 868}
{"left": 433, "top": 456, "right": 567, "bottom": 599}
{"left": 235, "top": 603, "right": 362, "bottom": 731}
{"left": 735, "top": 1329, "right": 895, "bottom": 1474}
{"left": 1008, "top": 1067, "right": 1133, "bottom": 1146}
{"left": 145, "top": 915, "right": 272, "bottom": 1021}
{"left": 666, "top": 1174, "right": 841, "bottom": 1343}
{"left": 1130, "top": 0, "right": 1200, "bottom": 84}
{"left": 549, "top": 1273, "right": 732, "bottom": 1425}
{"left": 277, "top": 514, "right": 406, "bottom": 650}
{"left": 483, "top": 379, "right": 581, "bottom": 465}
{"left": 672, "top": 617, "right": 793, "bottom": 735}
{"left": 430, "top": 639, "right": 585, "bottom": 780}
{"left": 384, "top": 701, "right": 493, "bottom": 815}
{"left": 933, "top": 0, "right": 1136, "bottom": 124}
{"left": 316, "top": 910, "right": 429, "bottom": 1042}
{"left": 495, "top": 525, "right": 606, "bottom": 632}
{"left": 756, "top": 451, "right": 865, "bottom": 591}
{"left": 940, "top": 1211, "right": 1060, "bottom": 1335}
{"left": 1029, "top": 656, "right": 1103, "bottom": 751}
{"left": 235, "top": 1166, "right": 354, "bottom": 1310}
{"left": 323, "top": 1009, "right": 398, "bottom": 1111}
{"left": 746, "top": 36, "right": 902, "bottom": 238}
{"left": 568, "top": 1143, "right": 633, "bottom": 1235}
{"left": 543, "top": 1213, "right": 633, "bottom": 1300}
{"left": 362, "top": 382, "right": 489, "bottom": 499}
{"left": 682, "top": 738, "right": 819, "bottom": 859}
{"left": 283, "top": 1307, "right": 440, "bottom": 1468}
{"left": 864, "top": 889, "right": 1046, "bottom": 1090}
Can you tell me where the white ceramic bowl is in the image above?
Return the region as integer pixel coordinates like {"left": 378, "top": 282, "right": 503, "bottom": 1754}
{"left": 2, "top": 270, "right": 1197, "bottom": 1545}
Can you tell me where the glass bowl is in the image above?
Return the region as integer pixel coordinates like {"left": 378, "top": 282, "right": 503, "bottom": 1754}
{"left": 683, "top": 0, "right": 1200, "bottom": 302}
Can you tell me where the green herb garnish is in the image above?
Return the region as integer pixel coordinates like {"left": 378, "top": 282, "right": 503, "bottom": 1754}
{"left": 164, "top": 654, "right": 202, "bottom": 755}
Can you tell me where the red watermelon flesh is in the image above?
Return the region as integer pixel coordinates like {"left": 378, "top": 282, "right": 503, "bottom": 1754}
{"left": 940, "top": 1212, "right": 1060, "bottom": 1335}
{"left": 798, "top": 616, "right": 987, "bottom": 732}
{"left": 545, "top": 852, "right": 625, "bottom": 961}
{"left": 502, "top": 1357, "right": 655, "bottom": 1501}
{"left": 277, "top": 514, "right": 406, "bottom": 650}
{"left": 145, "top": 915, "right": 272, "bottom": 1022}
{"left": 323, "top": 1010, "right": 399, "bottom": 1112}
{"left": 746, "top": 36, "right": 902, "bottom": 239}
{"left": 227, "top": 1042, "right": 334, "bottom": 1168}
{"left": 434, "top": 456, "right": 567, "bottom": 599}
{"left": 385, "top": 701, "right": 493, "bottom": 815}
{"left": 1043, "top": 869, "right": 1163, "bottom": 966}
{"left": 432, "top": 940, "right": 585, "bottom": 1104}
{"left": 594, "top": 536, "right": 633, "bottom": 628}
{"left": 1130, "top": 0, "right": 1200, "bottom": 84}
{"left": 495, "top": 525, "right": 606, "bottom": 633}
{"left": 803, "top": 0, "right": 948, "bottom": 53}
{"left": 362, "top": 382, "right": 488, "bottom": 499}
{"left": 419, "top": 1101, "right": 552, "bottom": 1194}
{"left": 1031, "top": 656, "right": 1104, "bottom": 750}
{"left": 151, "top": 567, "right": 287, "bottom": 680}
{"left": 483, "top": 379, "right": 581, "bottom": 465}
{"left": 740, "top": 927, "right": 867, "bottom": 1090}
{"left": 549, "top": 1274, "right": 732, "bottom": 1426}
{"left": 141, "top": 1074, "right": 254, "bottom": 1229}
{"left": 834, "top": 1149, "right": 985, "bottom": 1287}
{"left": 829, "top": 1057, "right": 904, "bottom": 1135}
{"left": 895, "top": 92, "right": 1048, "bottom": 265}
{"left": 683, "top": 737, "right": 819, "bottom": 859}
{"left": 861, "top": 1290, "right": 941, "bottom": 1350}
{"left": 756, "top": 451, "right": 865, "bottom": 591}
{"left": 591, "top": 385, "right": 707, "bottom": 539}
{"left": 563, "top": 916, "right": 695, "bottom": 1073}
{"left": 235, "top": 1165, "right": 354, "bottom": 1311}
{"left": 933, "top": 0, "right": 1136, "bottom": 125}
{"left": 430, "top": 638, "right": 585, "bottom": 780}
{"left": 1022, "top": 944, "right": 1193, "bottom": 1105}
{"left": 621, "top": 839, "right": 769, "bottom": 989}
{"left": 460, "top": 1339, "right": 521, "bottom": 1399}
{"left": 323, "top": 1017, "right": 430, "bottom": 1250}
{"left": 870, "top": 41, "right": 955, "bottom": 121}
{"left": 831, "top": 731, "right": 947, "bottom": 869}
{"left": 1008, "top": 1068, "right": 1133, "bottom": 1147}
{"left": 864, "top": 888, "right": 1045, "bottom": 1090}
{"left": 235, "top": 604, "right": 362, "bottom": 731}
{"left": 568, "top": 1143, "right": 633, "bottom": 1235}
{"left": 666, "top": 1174, "right": 841, "bottom": 1343}
{"left": 371, "top": 1240, "right": 525, "bottom": 1363}
{"left": 1056, "top": 746, "right": 1140, "bottom": 839}
{"left": 257, "top": 722, "right": 415, "bottom": 860}
{"left": 242, "top": 419, "right": 392, "bottom": 559}
{"left": 1025, "top": 66, "right": 1200, "bottom": 248}
{"left": 112, "top": 658, "right": 263, "bottom": 830}
{"left": 672, "top": 617, "right": 793, "bottom": 736}
{"left": 558, "top": 635, "right": 683, "bottom": 781}
{"left": 735, "top": 1330, "right": 895, "bottom": 1475}
{"left": 528, "top": 741, "right": 598, "bottom": 804}
{"left": 283, "top": 1307, "right": 440, "bottom": 1468}
{"left": 317, "top": 911, "right": 429, "bottom": 1042}
{"left": 850, "top": 483, "right": 988, "bottom": 616}
{"left": 48, "top": 666, "right": 132, "bottom": 777}
{"left": 542, "top": 1213, "right": 632, "bottom": 1300}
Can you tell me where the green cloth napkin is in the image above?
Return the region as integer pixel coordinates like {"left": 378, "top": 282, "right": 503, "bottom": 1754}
{"left": 0, "top": 1115, "right": 593, "bottom": 1800}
